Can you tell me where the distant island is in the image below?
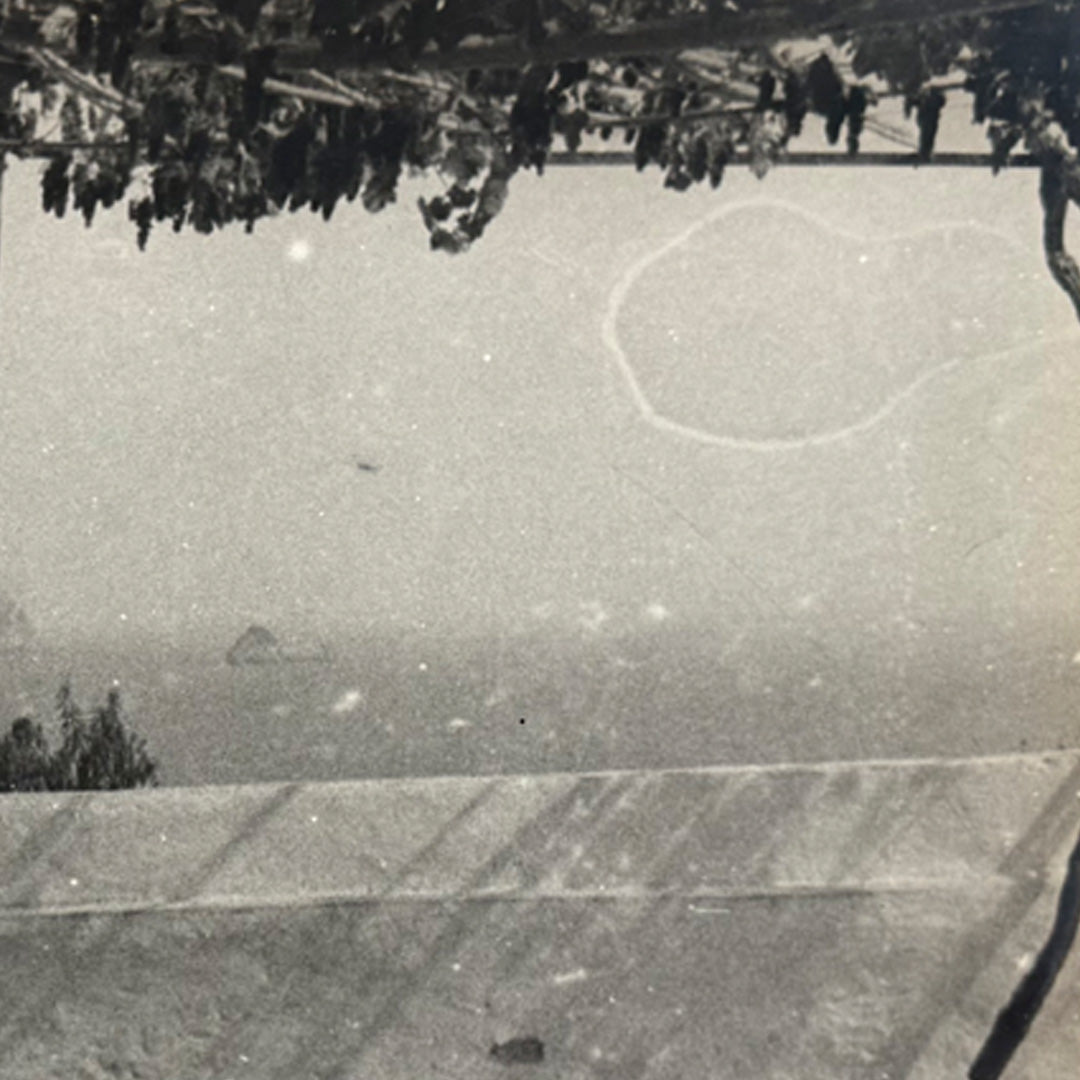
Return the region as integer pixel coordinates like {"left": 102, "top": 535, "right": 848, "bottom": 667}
{"left": 226, "top": 625, "right": 332, "bottom": 666}
{"left": 0, "top": 595, "right": 34, "bottom": 653}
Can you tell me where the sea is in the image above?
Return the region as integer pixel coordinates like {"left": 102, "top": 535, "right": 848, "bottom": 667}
{"left": 1, "top": 623, "right": 1077, "bottom": 788}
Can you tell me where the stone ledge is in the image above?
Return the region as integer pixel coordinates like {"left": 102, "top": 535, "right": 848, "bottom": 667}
{"left": 1, "top": 751, "right": 1077, "bottom": 1079}
{"left": 1, "top": 751, "right": 1076, "bottom": 915}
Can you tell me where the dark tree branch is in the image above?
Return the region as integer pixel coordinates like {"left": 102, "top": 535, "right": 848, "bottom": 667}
{"left": 1039, "top": 160, "right": 1080, "bottom": 325}
{"left": 401, "top": 0, "right": 1045, "bottom": 73}
{"left": 0, "top": 141, "right": 1045, "bottom": 166}
{"left": 24, "top": 45, "right": 140, "bottom": 117}
{"left": 0, "top": 0, "right": 1046, "bottom": 76}
{"left": 548, "top": 150, "right": 1040, "bottom": 167}
{"left": 969, "top": 825, "right": 1080, "bottom": 1079}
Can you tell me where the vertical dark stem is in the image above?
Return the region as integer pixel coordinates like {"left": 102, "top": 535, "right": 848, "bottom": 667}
{"left": 0, "top": 151, "right": 5, "bottom": 280}
{"left": 968, "top": 826, "right": 1080, "bottom": 1080}
{"left": 1039, "top": 159, "right": 1080, "bottom": 324}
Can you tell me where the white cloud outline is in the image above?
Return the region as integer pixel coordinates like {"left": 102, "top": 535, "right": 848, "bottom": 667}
{"left": 601, "top": 197, "right": 1076, "bottom": 452}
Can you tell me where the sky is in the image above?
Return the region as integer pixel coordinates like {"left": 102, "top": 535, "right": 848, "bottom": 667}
{"left": 1, "top": 114, "right": 1079, "bottom": 653}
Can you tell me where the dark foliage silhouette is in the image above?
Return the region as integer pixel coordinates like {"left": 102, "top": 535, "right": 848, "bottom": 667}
{"left": 0, "top": 682, "right": 158, "bottom": 793}
{"left": 0, "top": 2, "right": 1079, "bottom": 314}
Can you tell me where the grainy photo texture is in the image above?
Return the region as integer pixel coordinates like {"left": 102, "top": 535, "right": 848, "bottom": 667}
{"left": 0, "top": 2, "right": 1078, "bottom": 1078}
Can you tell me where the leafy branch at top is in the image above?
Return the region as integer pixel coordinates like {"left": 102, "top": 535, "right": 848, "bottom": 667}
{"left": 2, "top": 2, "right": 1080, "bottom": 315}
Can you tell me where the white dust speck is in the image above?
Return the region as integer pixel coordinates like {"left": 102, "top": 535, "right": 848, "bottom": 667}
{"left": 552, "top": 968, "right": 588, "bottom": 985}
{"left": 484, "top": 688, "right": 509, "bottom": 708}
{"left": 287, "top": 238, "right": 312, "bottom": 263}
{"left": 645, "top": 602, "right": 670, "bottom": 622}
{"left": 447, "top": 717, "right": 472, "bottom": 731}
{"left": 331, "top": 689, "right": 364, "bottom": 715}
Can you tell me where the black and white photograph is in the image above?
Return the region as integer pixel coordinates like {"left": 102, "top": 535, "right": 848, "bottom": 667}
{"left": 0, "top": 2, "right": 1078, "bottom": 1077}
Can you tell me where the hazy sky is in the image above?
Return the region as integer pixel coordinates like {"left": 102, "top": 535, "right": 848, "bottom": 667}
{"left": 2, "top": 123, "right": 1079, "bottom": 652}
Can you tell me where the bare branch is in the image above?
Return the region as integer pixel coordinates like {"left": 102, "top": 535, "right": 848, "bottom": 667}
{"left": 380, "top": 0, "right": 1049, "bottom": 74}
{"left": 24, "top": 45, "right": 142, "bottom": 118}
{"left": 1039, "top": 160, "right": 1080, "bottom": 324}
{"left": 215, "top": 65, "right": 363, "bottom": 110}
{"left": 548, "top": 149, "right": 1039, "bottom": 167}
{"left": 969, "top": 825, "right": 1080, "bottom": 1079}
{"left": 0, "top": 0, "right": 1046, "bottom": 77}
{"left": 303, "top": 69, "right": 381, "bottom": 108}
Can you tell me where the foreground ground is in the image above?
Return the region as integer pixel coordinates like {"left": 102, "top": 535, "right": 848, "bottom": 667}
{"left": 1, "top": 751, "right": 1077, "bottom": 1079}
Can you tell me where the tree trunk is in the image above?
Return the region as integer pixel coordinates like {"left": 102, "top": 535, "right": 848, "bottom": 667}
{"left": 968, "top": 825, "right": 1080, "bottom": 1080}
{"left": 548, "top": 150, "right": 1039, "bottom": 167}
{"left": 1039, "top": 160, "right": 1080, "bottom": 325}
{"left": 404, "top": 0, "right": 1043, "bottom": 73}
{"left": 0, "top": 0, "right": 1045, "bottom": 76}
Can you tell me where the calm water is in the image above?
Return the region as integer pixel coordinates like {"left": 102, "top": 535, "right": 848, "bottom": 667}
{"left": 1, "top": 624, "right": 1077, "bottom": 787}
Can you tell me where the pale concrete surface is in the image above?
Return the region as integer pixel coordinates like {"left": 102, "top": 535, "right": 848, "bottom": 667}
{"left": 1, "top": 752, "right": 1078, "bottom": 1078}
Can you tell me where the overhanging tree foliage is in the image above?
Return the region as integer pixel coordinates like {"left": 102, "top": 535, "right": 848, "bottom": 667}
{"left": 0, "top": 1, "right": 1079, "bottom": 316}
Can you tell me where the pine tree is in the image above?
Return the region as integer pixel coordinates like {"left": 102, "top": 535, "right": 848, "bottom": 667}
{"left": 0, "top": 683, "right": 158, "bottom": 794}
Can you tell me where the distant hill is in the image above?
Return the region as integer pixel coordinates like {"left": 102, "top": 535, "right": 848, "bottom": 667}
{"left": 226, "top": 625, "right": 281, "bottom": 666}
{"left": 226, "top": 625, "right": 332, "bottom": 666}
{"left": 0, "top": 595, "right": 34, "bottom": 652}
